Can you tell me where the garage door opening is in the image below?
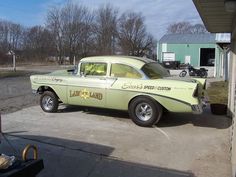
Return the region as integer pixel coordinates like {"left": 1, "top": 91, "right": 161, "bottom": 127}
{"left": 200, "top": 48, "right": 215, "bottom": 66}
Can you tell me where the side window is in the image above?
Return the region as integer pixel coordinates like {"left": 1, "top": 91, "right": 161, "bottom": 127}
{"left": 80, "top": 63, "right": 107, "bottom": 76}
{"left": 110, "top": 64, "right": 142, "bottom": 79}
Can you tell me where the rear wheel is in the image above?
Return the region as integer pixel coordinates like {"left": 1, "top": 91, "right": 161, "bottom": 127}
{"left": 128, "top": 97, "right": 163, "bottom": 127}
{"left": 179, "top": 70, "right": 187, "bottom": 77}
{"left": 40, "top": 91, "right": 58, "bottom": 113}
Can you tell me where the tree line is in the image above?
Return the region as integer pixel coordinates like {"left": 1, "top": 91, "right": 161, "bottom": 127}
{"left": 0, "top": 2, "right": 208, "bottom": 65}
{"left": 166, "top": 21, "right": 208, "bottom": 34}
{"left": 0, "top": 2, "right": 156, "bottom": 64}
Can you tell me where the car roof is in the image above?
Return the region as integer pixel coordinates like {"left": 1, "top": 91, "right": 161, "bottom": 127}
{"left": 80, "top": 56, "right": 155, "bottom": 69}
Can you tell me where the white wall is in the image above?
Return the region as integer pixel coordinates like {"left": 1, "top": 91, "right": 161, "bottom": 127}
{"left": 229, "top": 35, "right": 236, "bottom": 177}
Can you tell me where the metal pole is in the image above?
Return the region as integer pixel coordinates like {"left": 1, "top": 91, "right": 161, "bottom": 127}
{"left": 0, "top": 113, "right": 2, "bottom": 134}
{"left": 13, "top": 54, "right": 16, "bottom": 72}
{"left": 73, "top": 56, "right": 76, "bottom": 66}
{"left": 0, "top": 113, "right": 2, "bottom": 143}
{"left": 223, "top": 47, "right": 227, "bottom": 81}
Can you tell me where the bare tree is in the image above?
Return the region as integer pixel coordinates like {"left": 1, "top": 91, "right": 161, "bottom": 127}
{"left": 167, "top": 22, "right": 192, "bottom": 34}
{"left": 9, "top": 23, "right": 23, "bottom": 50}
{"left": 0, "top": 20, "right": 10, "bottom": 52}
{"left": 46, "top": 7, "right": 64, "bottom": 64}
{"left": 0, "top": 20, "right": 23, "bottom": 52}
{"left": 190, "top": 24, "right": 208, "bottom": 34}
{"left": 94, "top": 4, "right": 118, "bottom": 55}
{"left": 22, "top": 26, "right": 54, "bottom": 62}
{"left": 167, "top": 21, "right": 208, "bottom": 34}
{"left": 78, "top": 11, "right": 95, "bottom": 57}
{"left": 0, "top": 3, "right": 158, "bottom": 65}
{"left": 118, "top": 12, "right": 154, "bottom": 56}
{"left": 47, "top": 2, "right": 95, "bottom": 64}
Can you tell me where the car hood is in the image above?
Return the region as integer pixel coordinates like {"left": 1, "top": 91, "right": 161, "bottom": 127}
{"left": 47, "top": 69, "right": 75, "bottom": 76}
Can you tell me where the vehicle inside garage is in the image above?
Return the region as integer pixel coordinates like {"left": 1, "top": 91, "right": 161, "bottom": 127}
{"left": 200, "top": 48, "right": 215, "bottom": 66}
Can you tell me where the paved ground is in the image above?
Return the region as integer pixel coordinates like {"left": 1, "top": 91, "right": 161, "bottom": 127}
{"left": 0, "top": 105, "right": 232, "bottom": 177}
{"left": 0, "top": 76, "right": 39, "bottom": 114}
{"left": 0, "top": 65, "right": 71, "bottom": 114}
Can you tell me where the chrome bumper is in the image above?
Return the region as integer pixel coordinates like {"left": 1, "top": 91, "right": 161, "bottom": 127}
{"left": 191, "top": 104, "right": 203, "bottom": 114}
{"left": 191, "top": 97, "right": 208, "bottom": 114}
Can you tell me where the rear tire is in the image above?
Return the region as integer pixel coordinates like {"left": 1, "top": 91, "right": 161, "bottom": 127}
{"left": 40, "top": 91, "right": 58, "bottom": 113}
{"left": 128, "top": 97, "right": 163, "bottom": 127}
{"left": 179, "top": 70, "right": 187, "bottom": 77}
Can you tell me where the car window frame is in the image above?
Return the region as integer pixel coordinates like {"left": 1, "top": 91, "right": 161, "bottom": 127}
{"left": 109, "top": 62, "right": 145, "bottom": 79}
{"left": 78, "top": 62, "right": 108, "bottom": 77}
{"left": 141, "top": 62, "right": 170, "bottom": 79}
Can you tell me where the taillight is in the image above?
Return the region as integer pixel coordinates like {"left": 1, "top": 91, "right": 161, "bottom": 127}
{"left": 203, "top": 81, "right": 206, "bottom": 90}
{"left": 193, "top": 85, "right": 198, "bottom": 97}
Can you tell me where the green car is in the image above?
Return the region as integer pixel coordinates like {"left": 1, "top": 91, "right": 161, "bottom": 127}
{"left": 30, "top": 56, "right": 206, "bottom": 127}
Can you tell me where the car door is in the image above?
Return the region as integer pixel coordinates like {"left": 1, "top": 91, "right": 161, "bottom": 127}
{"left": 106, "top": 63, "right": 143, "bottom": 110}
{"left": 67, "top": 62, "right": 109, "bottom": 107}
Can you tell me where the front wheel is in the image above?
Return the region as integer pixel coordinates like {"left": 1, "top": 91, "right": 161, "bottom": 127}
{"left": 40, "top": 91, "right": 59, "bottom": 113}
{"left": 128, "top": 97, "right": 163, "bottom": 127}
{"left": 179, "top": 70, "right": 187, "bottom": 77}
{"left": 201, "top": 71, "right": 208, "bottom": 78}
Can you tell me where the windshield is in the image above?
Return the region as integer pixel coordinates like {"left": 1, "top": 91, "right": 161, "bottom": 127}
{"left": 141, "top": 62, "right": 170, "bottom": 79}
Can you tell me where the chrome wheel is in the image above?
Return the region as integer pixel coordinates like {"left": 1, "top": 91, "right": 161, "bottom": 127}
{"left": 135, "top": 103, "right": 153, "bottom": 121}
{"left": 42, "top": 95, "right": 54, "bottom": 111}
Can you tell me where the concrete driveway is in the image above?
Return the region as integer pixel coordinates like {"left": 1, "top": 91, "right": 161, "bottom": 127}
{"left": 0, "top": 105, "right": 231, "bottom": 177}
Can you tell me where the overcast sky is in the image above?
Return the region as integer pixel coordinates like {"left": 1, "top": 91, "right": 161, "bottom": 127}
{"left": 0, "top": 0, "right": 203, "bottom": 39}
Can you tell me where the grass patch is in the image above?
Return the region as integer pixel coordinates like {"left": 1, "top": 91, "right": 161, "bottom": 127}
{"left": 207, "top": 81, "right": 228, "bottom": 104}
{"left": 0, "top": 70, "right": 33, "bottom": 78}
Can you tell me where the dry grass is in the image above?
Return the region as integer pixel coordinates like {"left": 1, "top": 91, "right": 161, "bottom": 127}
{"left": 207, "top": 81, "right": 228, "bottom": 104}
{"left": 0, "top": 70, "right": 32, "bottom": 78}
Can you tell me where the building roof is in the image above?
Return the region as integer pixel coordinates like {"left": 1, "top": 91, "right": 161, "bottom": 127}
{"left": 193, "top": 0, "right": 234, "bottom": 33}
{"left": 159, "top": 34, "right": 216, "bottom": 44}
{"left": 215, "top": 33, "right": 231, "bottom": 43}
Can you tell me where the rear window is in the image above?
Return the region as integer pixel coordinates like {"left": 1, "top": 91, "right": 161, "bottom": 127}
{"left": 141, "top": 62, "right": 170, "bottom": 79}
{"left": 110, "top": 63, "right": 142, "bottom": 78}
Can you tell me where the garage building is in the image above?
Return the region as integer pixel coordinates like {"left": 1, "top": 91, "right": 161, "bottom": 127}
{"left": 157, "top": 33, "right": 230, "bottom": 77}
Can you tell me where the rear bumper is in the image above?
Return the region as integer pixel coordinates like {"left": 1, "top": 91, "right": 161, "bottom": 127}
{"left": 191, "top": 97, "right": 208, "bottom": 114}
{"left": 191, "top": 104, "right": 203, "bottom": 114}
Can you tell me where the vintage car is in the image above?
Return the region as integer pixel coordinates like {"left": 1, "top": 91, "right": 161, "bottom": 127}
{"left": 30, "top": 56, "right": 206, "bottom": 127}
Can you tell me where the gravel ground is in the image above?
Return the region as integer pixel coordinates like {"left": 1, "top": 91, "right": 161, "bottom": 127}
{"left": 0, "top": 75, "right": 39, "bottom": 114}
{"left": 0, "top": 65, "right": 72, "bottom": 114}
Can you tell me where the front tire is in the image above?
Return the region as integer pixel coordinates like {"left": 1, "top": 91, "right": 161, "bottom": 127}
{"left": 202, "top": 71, "right": 208, "bottom": 78}
{"left": 40, "top": 91, "right": 59, "bottom": 113}
{"left": 179, "top": 70, "right": 187, "bottom": 77}
{"left": 128, "top": 97, "right": 163, "bottom": 127}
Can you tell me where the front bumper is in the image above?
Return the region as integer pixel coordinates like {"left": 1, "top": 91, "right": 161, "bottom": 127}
{"left": 32, "top": 89, "right": 37, "bottom": 94}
